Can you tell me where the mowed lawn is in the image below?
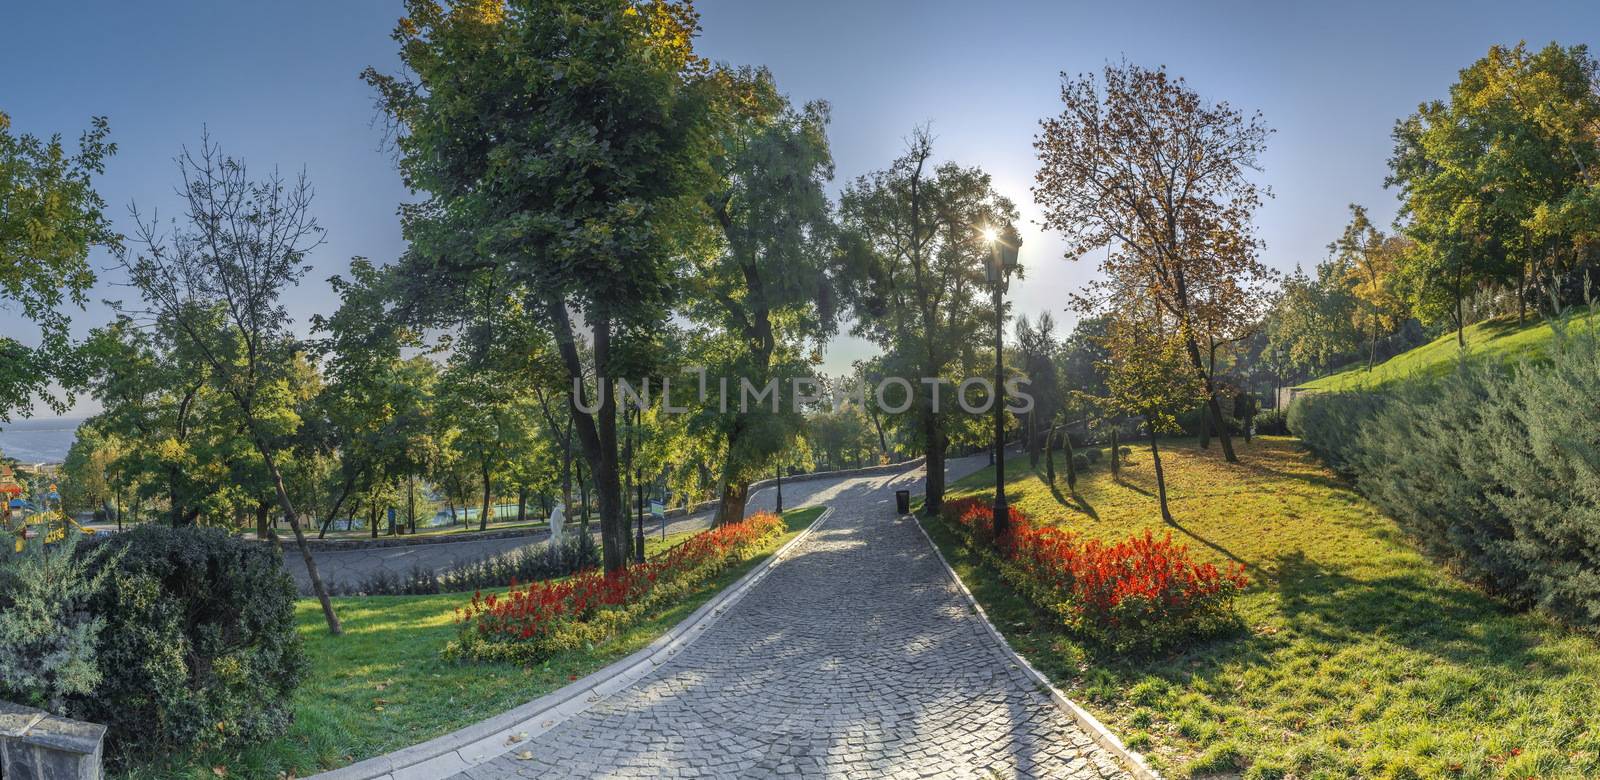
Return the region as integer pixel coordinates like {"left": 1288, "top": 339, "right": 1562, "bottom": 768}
{"left": 931, "top": 437, "right": 1600, "bottom": 779}
{"left": 1299, "top": 308, "right": 1599, "bottom": 392}
{"left": 121, "top": 507, "right": 824, "bottom": 780}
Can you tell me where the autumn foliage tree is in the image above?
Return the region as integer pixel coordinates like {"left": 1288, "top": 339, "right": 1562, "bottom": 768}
{"left": 1034, "top": 61, "right": 1273, "bottom": 463}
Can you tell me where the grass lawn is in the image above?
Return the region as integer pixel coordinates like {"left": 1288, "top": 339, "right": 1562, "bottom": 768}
{"left": 928, "top": 437, "right": 1600, "bottom": 779}
{"left": 1299, "top": 308, "right": 1599, "bottom": 392}
{"left": 122, "top": 506, "right": 824, "bottom": 780}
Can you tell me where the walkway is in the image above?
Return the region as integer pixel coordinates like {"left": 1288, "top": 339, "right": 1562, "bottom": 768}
{"left": 449, "top": 457, "right": 1131, "bottom": 779}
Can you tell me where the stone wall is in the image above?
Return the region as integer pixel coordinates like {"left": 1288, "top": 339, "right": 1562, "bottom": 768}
{"left": 0, "top": 701, "right": 106, "bottom": 780}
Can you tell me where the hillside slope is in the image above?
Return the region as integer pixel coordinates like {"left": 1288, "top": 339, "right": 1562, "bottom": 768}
{"left": 1299, "top": 307, "right": 1600, "bottom": 391}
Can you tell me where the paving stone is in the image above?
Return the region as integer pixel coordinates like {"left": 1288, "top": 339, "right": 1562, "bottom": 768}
{"left": 449, "top": 457, "right": 1132, "bottom": 779}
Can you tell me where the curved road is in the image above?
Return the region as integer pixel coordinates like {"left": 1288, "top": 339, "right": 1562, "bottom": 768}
{"left": 286, "top": 464, "right": 926, "bottom": 594}
{"left": 440, "top": 455, "right": 1131, "bottom": 779}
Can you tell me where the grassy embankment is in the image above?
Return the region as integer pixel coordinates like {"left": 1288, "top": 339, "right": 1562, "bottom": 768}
{"left": 928, "top": 438, "right": 1600, "bottom": 779}
{"left": 1299, "top": 308, "right": 1599, "bottom": 392}
{"left": 125, "top": 506, "right": 825, "bottom": 780}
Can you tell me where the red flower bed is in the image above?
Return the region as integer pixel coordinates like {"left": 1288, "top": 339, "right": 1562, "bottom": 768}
{"left": 447, "top": 511, "right": 786, "bottom": 663}
{"left": 941, "top": 497, "right": 1247, "bottom": 653}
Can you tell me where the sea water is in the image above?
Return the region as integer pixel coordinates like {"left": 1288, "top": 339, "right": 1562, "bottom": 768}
{"left": 0, "top": 418, "right": 81, "bottom": 464}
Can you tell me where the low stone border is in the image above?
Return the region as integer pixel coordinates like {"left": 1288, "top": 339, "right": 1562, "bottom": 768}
{"left": 305, "top": 505, "right": 837, "bottom": 780}
{"left": 908, "top": 512, "right": 1162, "bottom": 780}
{"left": 0, "top": 700, "right": 107, "bottom": 780}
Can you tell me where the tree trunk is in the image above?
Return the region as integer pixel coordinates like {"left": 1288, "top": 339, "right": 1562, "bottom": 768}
{"left": 1109, "top": 426, "right": 1119, "bottom": 479}
{"left": 517, "top": 485, "right": 527, "bottom": 524}
{"left": 408, "top": 474, "right": 417, "bottom": 534}
{"left": 254, "top": 440, "right": 341, "bottom": 635}
{"left": 716, "top": 480, "right": 749, "bottom": 527}
{"left": 1045, "top": 424, "right": 1057, "bottom": 487}
{"left": 922, "top": 410, "right": 946, "bottom": 517}
{"left": 479, "top": 461, "right": 492, "bottom": 533}
{"left": 1147, "top": 423, "right": 1173, "bottom": 524}
{"left": 1181, "top": 336, "right": 1237, "bottom": 463}
{"left": 255, "top": 501, "right": 270, "bottom": 541}
{"left": 1064, "top": 427, "right": 1078, "bottom": 490}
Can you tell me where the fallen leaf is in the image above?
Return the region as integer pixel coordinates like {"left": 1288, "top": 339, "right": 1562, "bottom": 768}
{"left": 514, "top": 751, "right": 535, "bottom": 761}
{"left": 212, "top": 767, "right": 228, "bottom": 778}
{"left": 504, "top": 732, "right": 527, "bottom": 746}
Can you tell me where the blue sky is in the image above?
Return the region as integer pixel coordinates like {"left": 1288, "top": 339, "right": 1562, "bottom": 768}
{"left": 3, "top": 0, "right": 1596, "bottom": 419}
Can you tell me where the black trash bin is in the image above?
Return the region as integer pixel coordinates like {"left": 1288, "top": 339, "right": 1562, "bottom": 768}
{"left": 894, "top": 489, "right": 911, "bottom": 515}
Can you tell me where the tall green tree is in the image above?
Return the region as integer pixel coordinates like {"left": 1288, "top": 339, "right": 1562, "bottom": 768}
{"left": 1388, "top": 42, "right": 1600, "bottom": 341}
{"left": 838, "top": 129, "right": 1018, "bottom": 516}
{"left": 691, "top": 66, "right": 837, "bottom": 526}
{"left": 366, "top": 0, "right": 715, "bottom": 573}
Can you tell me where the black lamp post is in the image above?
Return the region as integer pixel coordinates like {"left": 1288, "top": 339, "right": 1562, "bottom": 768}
{"left": 985, "top": 224, "right": 1021, "bottom": 542}
{"left": 774, "top": 461, "right": 784, "bottom": 514}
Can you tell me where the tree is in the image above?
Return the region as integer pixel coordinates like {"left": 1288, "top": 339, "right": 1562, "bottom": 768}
{"left": 306, "top": 259, "right": 437, "bottom": 538}
{"left": 1101, "top": 307, "right": 1206, "bottom": 523}
{"left": 1035, "top": 60, "right": 1273, "bottom": 464}
{"left": 838, "top": 129, "right": 1018, "bottom": 516}
{"left": 1332, "top": 205, "right": 1411, "bottom": 369}
{"left": 1388, "top": 43, "right": 1600, "bottom": 340}
{"left": 366, "top": 0, "right": 715, "bottom": 573}
{"left": 691, "top": 66, "right": 837, "bottom": 527}
{"left": 1014, "top": 312, "right": 1062, "bottom": 467}
{"left": 0, "top": 112, "right": 116, "bottom": 420}
{"left": 114, "top": 136, "right": 343, "bottom": 635}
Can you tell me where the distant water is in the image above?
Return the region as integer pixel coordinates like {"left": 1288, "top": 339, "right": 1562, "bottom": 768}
{"left": 0, "top": 418, "right": 81, "bottom": 464}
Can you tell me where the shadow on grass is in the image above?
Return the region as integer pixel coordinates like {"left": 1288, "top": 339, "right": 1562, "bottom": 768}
{"left": 1045, "top": 479, "right": 1101, "bottom": 521}
{"left": 1272, "top": 550, "right": 1559, "bottom": 675}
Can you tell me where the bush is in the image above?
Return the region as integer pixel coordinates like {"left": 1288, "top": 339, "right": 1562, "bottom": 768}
{"left": 76, "top": 525, "right": 306, "bottom": 762}
{"left": 446, "top": 512, "right": 785, "bottom": 664}
{"left": 1290, "top": 312, "right": 1600, "bottom": 627}
{"left": 0, "top": 533, "right": 115, "bottom": 713}
{"left": 940, "top": 498, "right": 1247, "bottom": 654}
{"left": 1071, "top": 452, "right": 1090, "bottom": 471}
{"left": 1254, "top": 408, "right": 1289, "bottom": 436}
{"left": 1085, "top": 447, "right": 1102, "bottom": 463}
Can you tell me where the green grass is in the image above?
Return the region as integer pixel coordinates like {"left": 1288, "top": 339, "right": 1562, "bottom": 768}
{"left": 122, "top": 506, "right": 824, "bottom": 780}
{"left": 927, "top": 438, "right": 1600, "bottom": 779}
{"left": 1299, "top": 308, "right": 1600, "bottom": 391}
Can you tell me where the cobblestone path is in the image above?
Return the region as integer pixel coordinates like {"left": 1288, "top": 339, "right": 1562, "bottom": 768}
{"left": 451, "top": 458, "right": 1131, "bottom": 779}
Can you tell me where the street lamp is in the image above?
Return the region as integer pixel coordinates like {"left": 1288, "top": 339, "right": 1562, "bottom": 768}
{"left": 984, "top": 223, "right": 1021, "bottom": 542}
{"left": 774, "top": 461, "right": 783, "bottom": 514}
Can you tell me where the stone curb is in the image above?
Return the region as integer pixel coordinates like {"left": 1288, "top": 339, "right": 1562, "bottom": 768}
{"left": 908, "top": 512, "right": 1163, "bottom": 780}
{"left": 305, "top": 504, "right": 839, "bottom": 780}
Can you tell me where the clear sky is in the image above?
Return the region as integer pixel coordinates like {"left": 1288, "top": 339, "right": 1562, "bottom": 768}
{"left": 3, "top": 0, "right": 1596, "bottom": 420}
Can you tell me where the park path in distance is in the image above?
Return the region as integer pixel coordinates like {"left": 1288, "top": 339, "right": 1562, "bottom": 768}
{"left": 451, "top": 456, "right": 1132, "bottom": 779}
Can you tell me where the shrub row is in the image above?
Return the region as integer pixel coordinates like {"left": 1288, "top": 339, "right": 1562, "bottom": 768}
{"left": 940, "top": 498, "right": 1247, "bottom": 654}
{"left": 336, "top": 533, "right": 601, "bottom": 596}
{"left": 445, "top": 512, "right": 785, "bottom": 664}
{"left": 1288, "top": 316, "right": 1600, "bottom": 626}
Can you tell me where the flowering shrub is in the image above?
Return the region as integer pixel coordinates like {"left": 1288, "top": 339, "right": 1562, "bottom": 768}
{"left": 445, "top": 512, "right": 786, "bottom": 664}
{"left": 941, "top": 497, "right": 1247, "bottom": 654}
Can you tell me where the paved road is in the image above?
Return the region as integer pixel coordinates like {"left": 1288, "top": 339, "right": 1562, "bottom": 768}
{"left": 281, "top": 509, "right": 723, "bottom": 595}
{"left": 450, "top": 455, "right": 1131, "bottom": 779}
{"left": 282, "top": 462, "right": 932, "bottom": 594}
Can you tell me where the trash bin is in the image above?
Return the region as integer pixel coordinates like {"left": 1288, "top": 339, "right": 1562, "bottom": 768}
{"left": 895, "top": 489, "right": 911, "bottom": 515}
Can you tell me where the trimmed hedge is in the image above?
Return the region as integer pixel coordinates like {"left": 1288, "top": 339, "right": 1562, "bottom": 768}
{"left": 1289, "top": 315, "right": 1600, "bottom": 626}
{"left": 339, "top": 533, "right": 600, "bottom": 596}
{"left": 77, "top": 525, "right": 306, "bottom": 762}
